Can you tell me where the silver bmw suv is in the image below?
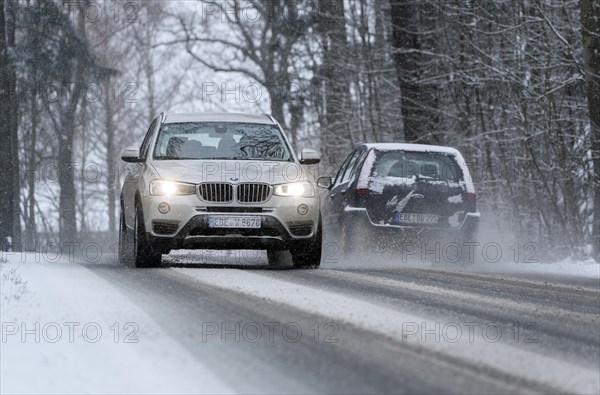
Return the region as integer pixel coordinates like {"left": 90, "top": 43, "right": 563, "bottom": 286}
{"left": 118, "top": 112, "right": 322, "bottom": 269}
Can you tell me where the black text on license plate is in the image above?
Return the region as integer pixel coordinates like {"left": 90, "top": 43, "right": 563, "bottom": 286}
{"left": 208, "top": 216, "right": 261, "bottom": 228}
{"left": 395, "top": 213, "right": 439, "bottom": 224}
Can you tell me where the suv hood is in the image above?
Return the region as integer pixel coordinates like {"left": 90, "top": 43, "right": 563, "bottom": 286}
{"left": 150, "top": 160, "right": 310, "bottom": 185}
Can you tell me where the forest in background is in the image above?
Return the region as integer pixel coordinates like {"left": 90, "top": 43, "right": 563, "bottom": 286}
{"left": 0, "top": 0, "right": 599, "bottom": 261}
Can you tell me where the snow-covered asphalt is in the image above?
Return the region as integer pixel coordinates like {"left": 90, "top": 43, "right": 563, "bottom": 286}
{"left": 1, "top": 251, "right": 599, "bottom": 394}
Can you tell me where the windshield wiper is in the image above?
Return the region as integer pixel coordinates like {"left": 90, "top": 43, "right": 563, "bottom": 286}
{"left": 156, "top": 156, "right": 203, "bottom": 160}
{"left": 156, "top": 156, "right": 291, "bottom": 161}
{"left": 200, "top": 156, "right": 249, "bottom": 160}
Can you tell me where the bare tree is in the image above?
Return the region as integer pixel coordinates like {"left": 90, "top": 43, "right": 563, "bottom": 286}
{"left": 170, "top": 1, "right": 315, "bottom": 146}
{"left": 580, "top": 0, "right": 600, "bottom": 260}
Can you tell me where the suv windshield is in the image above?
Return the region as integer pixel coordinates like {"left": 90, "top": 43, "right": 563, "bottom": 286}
{"left": 153, "top": 122, "right": 292, "bottom": 161}
{"left": 371, "top": 151, "right": 463, "bottom": 183}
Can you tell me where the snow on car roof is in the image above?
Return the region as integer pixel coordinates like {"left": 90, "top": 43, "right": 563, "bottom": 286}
{"left": 164, "top": 112, "right": 276, "bottom": 125}
{"left": 361, "top": 143, "right": 461, "bottom": 155}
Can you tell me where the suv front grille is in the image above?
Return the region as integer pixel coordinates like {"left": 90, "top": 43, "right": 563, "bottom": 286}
{"left": 199, "top": 183, "right": 233, "bottom": 203}
{"left": 198, "top": 183, "right": 271, "bottom": 203}
{"left": 238, "top": 183, "right": 271, "bottom": 203}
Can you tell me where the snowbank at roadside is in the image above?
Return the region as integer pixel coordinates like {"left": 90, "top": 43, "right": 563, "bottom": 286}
{"left": 320, "top": 245, "right": 599, "bottom": 279}
{"left": 468, "top": 256, "right": 600, "bottom": 278}
{"left": 0, "top": 253, "right": 232, "bottom": 395}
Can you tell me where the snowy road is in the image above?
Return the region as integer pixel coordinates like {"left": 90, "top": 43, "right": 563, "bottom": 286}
{"left": 1, "top": 252, "right": 599, "bottom": 394}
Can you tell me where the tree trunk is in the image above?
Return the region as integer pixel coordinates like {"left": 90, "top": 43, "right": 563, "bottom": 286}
{"left": 25, "top": 69, "right": 38, "bottom": 249}
{"left": 389, "top": 0, "right": 438, "bottom": 144}
{"left": 580, "top": 0, "right": 600, "bottom": 260}
{"left": 0, "top": 0, "right": 20, "bottom": 250}
{"left": 105, "top": 78, "right": 117, "bottom": 233}
{"left": 318, "top": 0, "right": 352, "bottom": 165}
{"left": 268, "top": 80, "right": 286, "bottom": 128}
{"left": 79, "top": 90, "right": 87, "bottom": 234}
{"left": 58, "top": 3, "right": 86, "bottom": 247}
{"left": 58, "top": 114, "right": 78, "bottom": 247}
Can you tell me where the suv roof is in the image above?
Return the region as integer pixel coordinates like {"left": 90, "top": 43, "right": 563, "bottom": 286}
{"left": 163, "top": 112, "right": 276, "bottom": 125}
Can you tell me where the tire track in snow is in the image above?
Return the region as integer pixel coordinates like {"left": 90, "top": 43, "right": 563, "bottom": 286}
{"left": 313, "top": 270, "right": 599, "bottom": 323}
{"left": 383, "top": 267, "right": 600, "bottom": 297}
{"left": 173, "top": 268, "right": 600, "bottom": 394}
{"left": 263, "top": 268, "right": 600, "bottom": 364}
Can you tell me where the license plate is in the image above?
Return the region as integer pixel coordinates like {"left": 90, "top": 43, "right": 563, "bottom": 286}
{"left": 208, "top": 216, "right": 261, "bottom": 229}
{"left": 394, "top": 213, "right": 439, "bottom": 224}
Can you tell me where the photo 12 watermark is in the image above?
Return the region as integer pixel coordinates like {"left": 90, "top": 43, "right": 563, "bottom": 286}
{"left": 321, "top": 240, "right": 540, "bottom": 265}
{"left": 1, "top": 321, "right": 140, "bottom": 344}
{"left": 400, "top": 321, "right": 540, "bottom": 344}
{"left": 200, "top": 321, "right": 339, "bottom": 344}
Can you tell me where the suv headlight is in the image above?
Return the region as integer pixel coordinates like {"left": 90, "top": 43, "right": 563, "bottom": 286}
{"left": 273, "top": 182, "right": 315, "bottom": 198}
{"left": 150, "top": 180, "right": 196, "bottom": 196}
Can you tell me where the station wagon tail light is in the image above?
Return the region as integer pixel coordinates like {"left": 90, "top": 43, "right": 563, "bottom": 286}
{"left": 356, "top": 149, "right": 376, "bottom": 196}
{"left": 150, "top": 180, "right": 196, "bottom": 196}
{"left": 466, "top": 191, "right": 477, "bottom": 210}
{"left": 356, "top": 186, "right": 368, "bottom": 197}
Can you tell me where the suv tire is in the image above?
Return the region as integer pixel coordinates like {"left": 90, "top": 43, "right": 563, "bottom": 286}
{"left": 290, "top": 224, "right": 322, "bottom": 269}
{"left": 118, "top": 210, "right": 133, "bottom": 265}
{"left": 132, "top": 203, "right": 162, "bottom": 268}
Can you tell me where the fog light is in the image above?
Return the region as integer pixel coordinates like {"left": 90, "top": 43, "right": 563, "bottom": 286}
{"left": 158, "top": 202, "right": 170, "bottom": 214}
{"left": 297, "top": 204, "right": 309, "bottom": 215}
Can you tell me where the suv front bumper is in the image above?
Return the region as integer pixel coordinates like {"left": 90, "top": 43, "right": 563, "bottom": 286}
{"left": 141, "top": 193, "right": 319, "bottom": 252}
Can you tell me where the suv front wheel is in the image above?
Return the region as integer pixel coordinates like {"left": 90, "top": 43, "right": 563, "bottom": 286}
{"left": 290, "top": 223, "right": 322, "bottom": 269}
{"left": 120, "top": 203, "right": 162, "bottom": 268}
{"left": 267, "top": 225, "right": 322, "bottom": 269}
{"left": 118, "top": 209, "right": 132, "bottom": 264}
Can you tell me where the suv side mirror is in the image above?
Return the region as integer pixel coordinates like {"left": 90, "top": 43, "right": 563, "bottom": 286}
{"left": 121, "top": 147, "right": 142, "bottom": 163}
{"left": 299, "top": 148, "right": 320, "bottom": 165}
{"left": 317, "top": 176, "right": 332, "bottom": 189}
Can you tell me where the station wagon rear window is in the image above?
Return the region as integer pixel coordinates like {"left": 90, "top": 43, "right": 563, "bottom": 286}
{"left": 371, "top": 151, "right": 463, "bottom": 183}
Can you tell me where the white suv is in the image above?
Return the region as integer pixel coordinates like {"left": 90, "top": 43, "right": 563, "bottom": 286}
{"left": 118, "top": 113, "right": 322, "bottom": 268}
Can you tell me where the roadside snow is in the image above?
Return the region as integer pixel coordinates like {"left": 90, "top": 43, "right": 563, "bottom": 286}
{"left": 1, "top": 262, "right": 28, "bottom": 303}
{"left": 467, "top": 257, "right": 600, "bottom": 278}
{"left": 0, "top": 253, "right": 232, "bottom": 395}
{"left": 321, "top": 246, "right": 600, "bottom": 280}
